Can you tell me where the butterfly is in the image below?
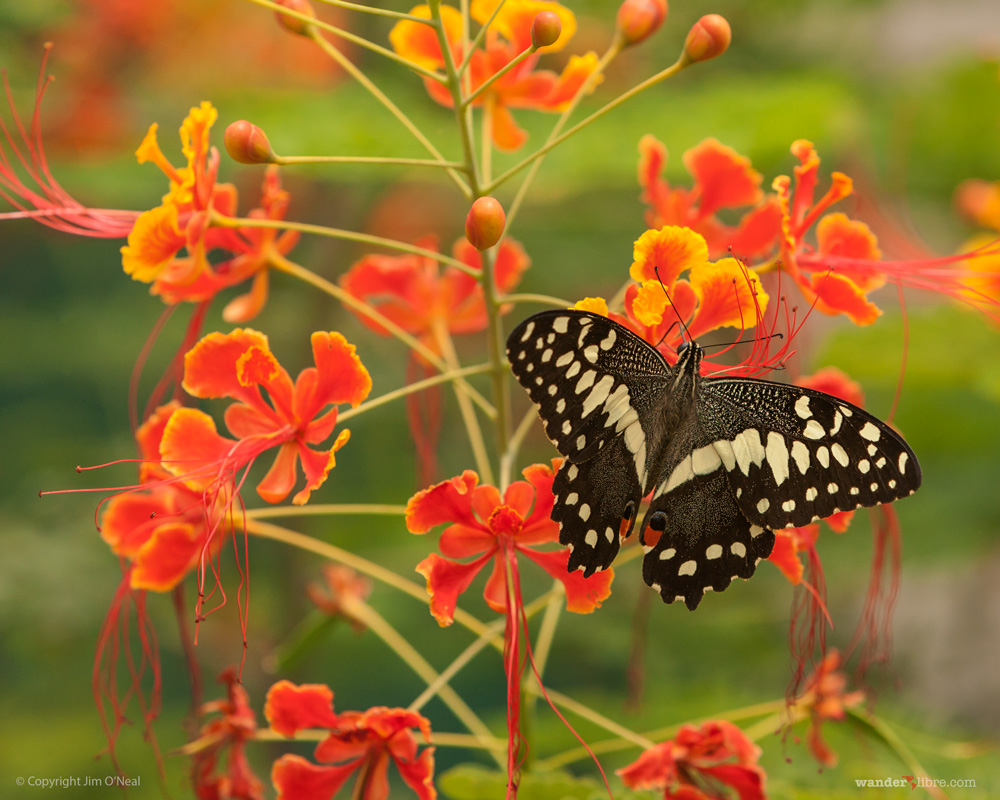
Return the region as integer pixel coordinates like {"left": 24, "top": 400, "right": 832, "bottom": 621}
{"left": 506, "top": 309, "right": 921, "bottom": 609}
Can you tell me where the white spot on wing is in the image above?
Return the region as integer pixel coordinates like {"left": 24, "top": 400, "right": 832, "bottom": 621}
{"left": 706, "top": 544, "right": 723, "bottom": 560}
{"left": 831, "top": 443, "right": 849, "bottom": 467}
{"left": 803, "top": 419, "right": 825, "bottom": 440}
{"left": 817, "top": 446, "right": 830, "bottom": 468}
{"left": 663, "top": 455, "right": 694, "bottom": 494}
{"left": 860, "top": 421, "right": 881, "bottom": 442}
{"left": 555, "top": 351, "right": 574, "bottom": 368}
{"left": 692, "top": 444, "right": 722, "bottom": 475}
{"left": 795, "top": 395, "right": 811, "bottom": 419}
{"left": 678, "top": 560, "right": 697, "bottom": 576}
{"left": 584, "top": 529, "right": 598, "bottom": 547}
{"left": 731, "top": 542, "right": 747, "bottom": 557}
{"left": 566, "top": 361, "right": 581, "bottom": 379}
{"left": 575, "top": 370, "right": 596, "bottom": 394}
{"left": 766, "top": 431, "right": 790, "bottom": 486}
{"left": 583, "top": 345, "right": 599, "bottom": 363}
{"left": 898, "top": 452, "right": 908, "bottom": 474}
{"left": 660, "top": 548, "right": 676, "bottom": 560}
{"left": 519, "top": 321, "right": 535, "bottom": 342}
{"left": 552, "top": 316, "right": 569, "bottom": 334}
{"left": 757, "top": 498, "right": 770, "bottom": 513}
{"left": 581, "top": 375, "right": 615, "bottom": 418}
{"left": 599, "top": 329, "right": 616, "bottom": 350}
{"left": 791, "top": 440, "right": 810, "bottom": 475}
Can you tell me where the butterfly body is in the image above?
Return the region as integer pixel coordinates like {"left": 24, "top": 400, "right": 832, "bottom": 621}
{"left": 506, "top": 309, "right": 921, "bottom": 610}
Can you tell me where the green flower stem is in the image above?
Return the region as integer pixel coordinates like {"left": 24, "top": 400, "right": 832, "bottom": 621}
{"left": 503, "top": 292, "right": 573, "bottom": 307}
{"left": 428, "top": 0, "right": 481, "bottom": 192}
{"left": 242, "top": 0, "right": 447, "bottom": 83}
{"left": 527, "top": 584, "right": 563, "bottom": 682}
{"left": 266, "top": 251, "right": 496, "bottom": 418}
{"left": 343, "top": 597, "right": 505, "bottom": 768}
{"left": 273, "top": 155, "right": 466, "bottom": 170}
{"left": 847, "top": 708, "right": 947, "bottom": 800}
{"left": 503, "top": 41, "right": 623, "bottom": 234}
{"left": 499, "top": 407, "right": 539, "bottom": 490}
{"left": 244, "top": 519, "right": 495, "bottom": 640}
{"left": 461, "top": 43, "right": 538, "bottom": 108}
{"left": 305, "top": 24, "right": 472, "bottom": 197}
{"left": 530, "top": 684, "right": 655, "bottom": 751}
{"left": 216, "top": 214, "right": 477, "bottom": 275}
{"left": 486, "top": 56, "right": 688, "bottom": 195}
{"left": 313, "top": 0, "right": 435, "bottom": 22}
{"left": 433, "top": 321, "right": 494, "bottom": 484}
{"left": 478, "top": 246, "right": 512, "bottom": 486}
{"left": 246, "top": 504, "right": 407, "bottom": 519}
{"left": 427, "top": 732, "right": 506, "bottom": 750}
{"left": 339, "top": 362, "right": 495, "bottom": 423}
{"left": 537, "top": 699, "right": 788, "bottom": 770}
{"left": 456, "top": 0, "right": 502, "bottom": 78}
{"left": 409, "top": 617, "right": 506, "bottom": 713}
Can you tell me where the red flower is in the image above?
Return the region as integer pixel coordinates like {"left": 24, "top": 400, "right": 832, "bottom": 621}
{"left": 618, "top": 720, "right": 767, "bottom": 800}
{"left": 160, "top": 328, "right": 371, "bottom": 507}
{"left": 793, "top": 650, "right": 865, "bottom": 768}
{"left": 405, "top": 460, "right": 613, "bottom": 625}
{"left": 639, "top": 135, "right": 782, "bottom": 260}
{"left": 390, "top": 1, "right": 600, "bottom": 150}
{"left": 266, "top": 682, "right": 435, "bottom": 800}
{"left": 190, "top": 668, "right": 264, "bottom": 800}
{"left": 341, "top": 235, "right": 529, "bottom": 354}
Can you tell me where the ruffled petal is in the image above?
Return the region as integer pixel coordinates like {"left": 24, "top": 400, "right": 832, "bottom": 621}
{"left": 264, "top": 681, "right": 340, "bottom": 736}
{"left": 130, "top": 522, "right": 203, "bottom": 592}
{"left": 389, "top": 5, "right": 463, "bottom": 70}
{"left": 520, "top": 548, "right": 613, "bottom": 613}
{"left": 291, "top": 430, "right": 351, "bottom": 505}
{"left": 439, "top": 524, "right": 495, "bottom": 558}
{"left": 630, "top": 225, "right": 709, "bottom": 285}
{"left": 159, "top": 407, "right": 240, "bottom": 488}
{"left": 298, "top": 331, "right": 372, "bottom": 420}
{"left": 182, "top": 328, "right": 272, "bottom": 402}
{"left": 808, "top": 271, "right": 882, "bottom": 325}
{"left": 415, "top": 552, "right": 493, "bottom": 626}
{"left": 121, "top": 204, "right": 185, "bottom": 282}
{"left": 682, "top": 137, "right": 763, "bottom": 217}
{"left": 405, "top": 471, "right": 481, "bottom": 534}
{"left": 393, "top": 746, "right": 437, "bottom": 800}
{"left": 271, "top": 754, "right": 356, "bottom": 800}
{"left": 255, "top": 440, "right": 299, "bottom": 505}
{"left": 100, "top": 492, "right": 170, "bottom": 556}
{"left": 687, "top": 257, "right": 769, "bottom": 339}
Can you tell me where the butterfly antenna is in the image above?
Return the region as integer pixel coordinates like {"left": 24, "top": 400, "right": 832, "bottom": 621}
{"left": 653, "top": 266, "right": 693, "bottom": 345}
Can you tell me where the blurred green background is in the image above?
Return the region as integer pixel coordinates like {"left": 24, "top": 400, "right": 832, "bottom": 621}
{"left": 2, "top": 1, "right": 999, "bottom": 798}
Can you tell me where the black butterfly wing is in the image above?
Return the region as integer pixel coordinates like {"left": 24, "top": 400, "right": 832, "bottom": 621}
{"left": 507, "top": 310, "right": 672, "bottom": 574}
{"left": 697, "top": 378, "right": 921, "bottom": 530}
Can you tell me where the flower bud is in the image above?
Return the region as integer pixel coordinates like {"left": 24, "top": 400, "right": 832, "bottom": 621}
{"left": 465, "top": 197, "right": 506, "bottom": 251}
{"left": 616, "top": 0, "right": 667, "bottom": 47}
{"left": 224, "top": 120, "right": 275, "bottom": 164}
{"left": 531, "top": 11, "right": 562, "bottom": 49}
{"left": 681, "top": 14, "right": 731, "bottom": 65}
{"left": 274, "top": 0, "right": 316, "bottom": 36}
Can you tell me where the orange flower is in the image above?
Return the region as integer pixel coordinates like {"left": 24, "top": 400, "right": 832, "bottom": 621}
{"left": 266, "top": 682, "right": 436, "bottom": 800}
{"left": 406, "top": 461, "right": 613, "bottom": 625}
{"left": 190, "top": 668, "right": 264, "bottom": 800}
{"left": 160, "top": 328, "right": 371, "bottom": 507}
{"left": 792, "top": 650, "right": 865, "bottom": 768}
{"left": 618, "top": 720, "right": 766, "bottom": 800}
{"left": 390, "top": 1, "right": 600, "bottom": 150}
{"left": 120, "top": 103, "right": 298, "bottom": 321}
{"left": 340, "top": 235, "right": 529, "bottom": 353}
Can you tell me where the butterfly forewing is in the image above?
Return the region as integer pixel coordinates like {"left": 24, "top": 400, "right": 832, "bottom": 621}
{"left": 697, "top": 379, "right": 922, "bottom": 531}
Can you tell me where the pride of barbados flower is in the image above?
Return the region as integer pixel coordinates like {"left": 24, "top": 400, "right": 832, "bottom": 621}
{"left": 161, "top": 328, "right": 371, "bottom": 507}
{"left": 121, "top": 102, "right": 298, "bottom": 321}
{"left": 266, "top": 681, "right": 435, "bottom": 800}
{"left": 406, "top": 460, "right": 613, "bottom": 625}
{"left": 390, "top": 0, "right": 600, "bottom": 150}
{"left": 617, "top": 720, "right": 766, "bottom": 800}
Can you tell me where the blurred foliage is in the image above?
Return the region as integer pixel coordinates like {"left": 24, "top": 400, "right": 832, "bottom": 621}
{"left": 1, "top": 0, "right": 999, "bottom": 798}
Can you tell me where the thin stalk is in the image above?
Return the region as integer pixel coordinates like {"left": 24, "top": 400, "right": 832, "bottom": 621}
{"left": 305, "top": 24, "right": 471, "bottom": 197}
{"left": 462, "top": 44, "right": 537, "bottom": 108}
{"left": 486, "top": 57, "right": 688, "bottom": 194}
{"left": 312, "top": 0, "right": 435, "bottom": 22}
{"left": 409, "top": 617, "right": 506, "bottom": 712}
{"left": 214, "top": 214, "right": 477, "bottom": 275}
{"left": 456, "top": 0, "right": 504, "bottom": 77}
{"left": 339, "top": 362, "right": 494, "bottom": 423}
{"left": 243, "top": 0, "right": 446, "bottom": 82}
{"left": 433, "top": 320, "right": 494, "bottom": 483}
{"left": 343, "top": 598, "right": 505, "bottom": 768}
{"left": 478, "top": 245, "right": 511, "bottom": 489}
{"left": 273, "top": 155, "right": 465, "bottom": 170}
{"left": 503, "top": 292, "right": 572, "bottom": 307}
{"left": 248, "top": 504, "right": 406, "bottom": 519}
{"left": 266, "top": 251, "right": 496, "bottom": 419}
{"left": 532, "top": 685, "right": 655, "bottom": 750}
{"left": 499, "top": 407, "right": 539, "bottom": 490}
{"left": 428, "top": 0, "right": 481, "bottom": 191}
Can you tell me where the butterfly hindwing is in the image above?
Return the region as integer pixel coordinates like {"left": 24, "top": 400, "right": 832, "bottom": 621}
{"left": 552, "top": 437, "right": 643, "bottom": 576}
{"left": 697, "top": 379, "right": 922, "bottom": 530}
{"left": 640, "top": 471, "right": 775, "bottom": 610}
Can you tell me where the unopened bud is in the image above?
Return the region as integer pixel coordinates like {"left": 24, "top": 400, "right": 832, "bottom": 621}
{"left": 274, "top": 0, "right": 316, "bottom": 36}
{"left": 681, "top": 14, "right": 731, "bottom": 65}
{"left": 465, "top": 197, "right": 506, "bottom": 251}
{"left": 616, "top": 0, "right": 667, "bottom": 47}
{"left": 531, "top": 11, "right": 562, "bottom": 49}
{"left": 224, "top": 120, "right": 275, "bottom": 164}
